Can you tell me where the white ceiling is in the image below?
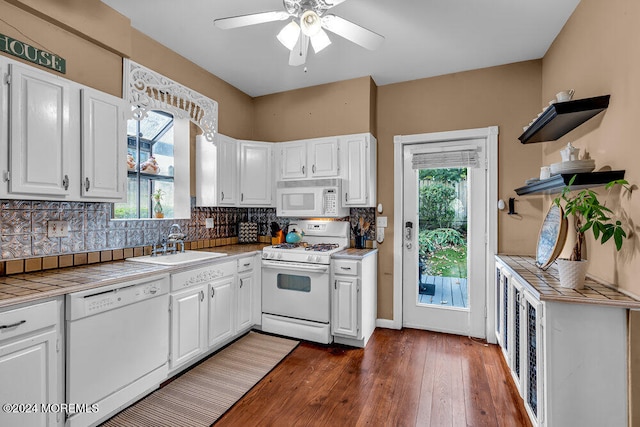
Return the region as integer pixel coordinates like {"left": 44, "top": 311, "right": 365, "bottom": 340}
{"left": 102, "top": 0, "right": 581, "bottom": 97}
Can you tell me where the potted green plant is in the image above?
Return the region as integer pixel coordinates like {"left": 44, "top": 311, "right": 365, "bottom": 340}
{"left": 553, "top": 175, "right": 631, "bottom": 289}
{"left": 152, "top": 188, "right": 165, "bottom": 218}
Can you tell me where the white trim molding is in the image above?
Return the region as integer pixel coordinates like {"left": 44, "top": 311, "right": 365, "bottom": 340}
{"left": 123, "top": 59, "right": 218, "bottom": 141}
{"left": 392, "top": 126, "right": 499, "bottom": 340}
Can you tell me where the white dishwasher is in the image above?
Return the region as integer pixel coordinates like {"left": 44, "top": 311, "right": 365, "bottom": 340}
{"left": 66, "top": 274, "right": 170, "bottom": 427}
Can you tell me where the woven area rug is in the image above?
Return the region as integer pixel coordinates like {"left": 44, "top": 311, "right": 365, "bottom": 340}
{"left": 103, "top": 332, "right": 299, "bottom": 427}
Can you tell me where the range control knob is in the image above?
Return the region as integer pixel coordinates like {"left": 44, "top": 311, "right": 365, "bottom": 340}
{"left": 307, "top": 255, "right": 313, "bottom": 262}
{"left": 315, "top": 256, "right": 321, "bottom": 263}
{"left": 276, "top": 253, "right": 283, "bottom": 260}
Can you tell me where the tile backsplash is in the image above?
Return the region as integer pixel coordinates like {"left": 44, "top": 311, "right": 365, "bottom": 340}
{"left": 0, "top": 199, "right": 376, "bottom": 261}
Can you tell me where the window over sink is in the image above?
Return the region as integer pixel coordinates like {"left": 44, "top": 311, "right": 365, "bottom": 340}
{"left": 113, "top": 109, "right": 190, "bottom": 220}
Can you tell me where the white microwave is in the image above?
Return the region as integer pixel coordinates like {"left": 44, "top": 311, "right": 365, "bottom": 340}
{"left": 276, "top": 178, "right": 349, "bottom": 218}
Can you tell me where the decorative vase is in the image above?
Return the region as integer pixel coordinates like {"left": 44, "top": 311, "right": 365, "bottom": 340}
{"left": 355, "top": 236, "right": 366, "bottom": 249}
{"left": 556, "top": 258, "right": 589, "bottom": 289}
{"left": 153, "top": 200, "right": 164, "bottom": 218}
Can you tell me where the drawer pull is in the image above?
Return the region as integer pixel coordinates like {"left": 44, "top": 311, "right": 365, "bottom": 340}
{"left": 0, "top": 320, "right": 26, "bottom": 329}
{"left": 340, "top": 267, "right": 352, "bottom": 270}
{"left": 243, "top": 263, "right": 251, "bottom": 267}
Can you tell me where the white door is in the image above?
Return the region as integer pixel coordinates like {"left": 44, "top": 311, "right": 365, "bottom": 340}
{"left": 208, "top": 276, "right": 234, "bottom": 348}
{"left": 309, "top": 138, "right": 339, "bottom": 177}
{"left": 280, "top": 142, "right": 306, "bottom": 179}
{"left": 342, "top": 135, "right": 368, "bottom": 206}
{"left": 0, "top": 329, "right": 58, "bottom": 427}
{"left": 331, "top": 274, "right": 359, "bottom": 337}
{"left": 239, "top": 141, "right": 273, "bottom": 206}
{"left": 9, "top": 63, "right": 70, "bottom": 196}
{"left": 170, "top": 286, "right": 206, "bottom": 369}
{"left": 237, "top": 272, "right": 253, "bottom": 332}
{"left": 81, "top": 88, "right": 126, "bottom": 200}
{"left": 218, "top": 134, "right": 238, "bottom": 205}
{"left": 402, "top": 139, "right": 487, "bottom": 337}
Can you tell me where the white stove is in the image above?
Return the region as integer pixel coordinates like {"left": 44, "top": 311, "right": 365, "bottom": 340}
{"left": 261, "top": 220, "right": 349, "bottom": 344}
{"left": 261, "top": 221, "right": 349, "bottom": 265}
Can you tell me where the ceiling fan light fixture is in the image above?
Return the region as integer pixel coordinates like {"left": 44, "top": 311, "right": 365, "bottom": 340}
{"left": 300, "top": 10, "right": 322, "bottom": 36}
{"left": 277, "top": 20, "right": 301, "bottom": 50}
{"left": 310, "top": 28, "right": 331, "bottom": 53}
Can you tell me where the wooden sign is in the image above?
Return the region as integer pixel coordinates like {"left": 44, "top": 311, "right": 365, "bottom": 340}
{"left": 0, "top": 33, "right": 66, "bottom": 74}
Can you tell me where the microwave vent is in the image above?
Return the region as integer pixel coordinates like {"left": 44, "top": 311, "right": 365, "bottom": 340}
{"left": 277, "top": 178, "right": 341, "bottom": 189}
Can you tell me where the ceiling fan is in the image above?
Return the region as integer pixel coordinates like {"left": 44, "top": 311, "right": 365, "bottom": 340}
{"left": 214, "top": 0, "right": 385, "bottom": 66}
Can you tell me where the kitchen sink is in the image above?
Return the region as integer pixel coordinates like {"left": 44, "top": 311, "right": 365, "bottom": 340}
{"left": 126, "top": 250, "right": 227, "bottom": 266}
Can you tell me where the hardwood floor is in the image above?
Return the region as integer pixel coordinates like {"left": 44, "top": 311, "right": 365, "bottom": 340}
{"left": 216, "top": 328, "right": 532, "bottom": 427}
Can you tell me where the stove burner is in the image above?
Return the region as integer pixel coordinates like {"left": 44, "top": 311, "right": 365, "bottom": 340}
{"left": 306, "top": 243, "right": 340, "bottom": 252}
{"left": 272, "top": 243, "right": 302, "bottom": 249}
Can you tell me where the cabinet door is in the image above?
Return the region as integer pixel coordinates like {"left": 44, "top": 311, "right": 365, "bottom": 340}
{"left": 81, "top": 88, "right": 126, "bottom": 200}
{"left": 522, "top": 290, "right": 544, "bottom": 426}
{"left": 208, "top": 276, "right": 235, "bottom": 348}
{"left": 332, "top": 275, "right": 359, "bottom": 337}
{"left": 509, "top": 277, "right": 525, "bottom": 395}
{"left": 0, "top": 329, "right": 58, "bottom": 427}
{"left": 239, "top": 141, "right": 273, "bottom": 206}
{"left": 8, "top": 63, "right": 70, "bottom": 196}
{"left": 218, "top": 134, "right": 238, "bottom": 205}
{"left": 281, "top": 142, "right": 306, "bottom": 179}
{"left": 342, "top": 135, "right": 368, "bottom": 206}
{"left": 309, "top": 138, "right": 339, "bottom": 177}
{"left": 237, "top": 271, "right": 253, "bottom": 332}
{"left": 170, "top": 286, "right": 207, "bottom": 369}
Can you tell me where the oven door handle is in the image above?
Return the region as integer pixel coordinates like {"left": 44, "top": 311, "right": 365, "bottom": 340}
{"left": 262, "top": 261, "right": 329, "bottom": 272}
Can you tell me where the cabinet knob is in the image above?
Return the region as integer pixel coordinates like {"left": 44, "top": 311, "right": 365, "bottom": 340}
{"left": 345, "top": 192, "right": 348, "bottom": 202}
{"left": 200, "top": 290, "right": 204, "bottom": 301}
{"left": 221, "top": 191, "right": 224, "bottom": 201}
{"left": 211, "top": 287, "right": 215, "bottom": 297}
{"left": 62, "top": 174, "right": 69, "bottom": 190}
{"left": 85, "top": 177, "right": 91, "bottom": 192}
{"left": 312, "top": 164, "right": 316, "bottom": 174}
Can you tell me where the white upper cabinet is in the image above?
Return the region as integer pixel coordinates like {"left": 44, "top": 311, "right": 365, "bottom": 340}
{"left": 1, "top": 57, "right": 127, "bottom": 201}
{"left": 195, "top": 133, "right": 238, "bottom": 207}
{"left": 340, "top": 133, "right": 376, "bottom": 207}
{"left": 309, "top": 137, "right": 339, "bottom": 177}
{"left": 81, "top": 88, "right": 126, "bottom": 200}
{"left": 217, "top": 134, "right": 238, "bottom": 205}
{"left": 280, "top": 142, "right": 307, "bottom": 179}
{"left": 7, "top": 62, "right": 72, "bottom": 197}
{"left": 239, "top": 140, "right": 273, "bottom": 206}
{"left": 279, "top": 137, "right": 340, "bottom": 180}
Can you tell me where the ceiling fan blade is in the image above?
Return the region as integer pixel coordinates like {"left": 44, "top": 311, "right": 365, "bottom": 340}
{"left": 324, "top": 0, "right": 348, "bottom": 7}
{"left": 321, "top": 14, "right": 384, "bottom": 50}
{"left": 289, "top": 34, "right": 309, "bottom": 66}
{"left": 214, "top": 11, "right": 290, "bottom": 30}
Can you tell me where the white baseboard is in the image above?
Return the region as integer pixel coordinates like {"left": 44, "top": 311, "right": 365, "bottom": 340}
{"left": 376, "top": 318, "right": 401, "bottom": 330}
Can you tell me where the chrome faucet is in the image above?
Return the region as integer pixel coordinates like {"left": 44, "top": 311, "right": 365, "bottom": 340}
{"left": 151, "top": 224, "right": 186, "bottom": 256}
{"left": 167, "top": 224, "right": 186, "bottom": 253}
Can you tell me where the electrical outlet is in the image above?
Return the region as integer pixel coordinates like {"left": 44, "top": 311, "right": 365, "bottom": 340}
{"left": 377, "top": 216, "right": 388, "bottom": 228}
{"left": 47, "top": 220, "right": 69, "bottom": 238}
{"left": 205, "top": 218, "right": 214, "bottom": 229}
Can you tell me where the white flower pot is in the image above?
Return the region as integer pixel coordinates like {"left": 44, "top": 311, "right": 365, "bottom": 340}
{"left": 556, "top": 258, "right": 589, "bottom": 289}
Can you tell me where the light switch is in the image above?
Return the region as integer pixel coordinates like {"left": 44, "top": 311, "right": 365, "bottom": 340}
{"left": 47, "top": 220, "right": 69, "bottom": 238}
{"left": 377, "top": 216, "right": 388, "bottom": 228}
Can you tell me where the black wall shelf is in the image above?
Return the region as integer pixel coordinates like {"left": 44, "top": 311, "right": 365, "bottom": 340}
{"left": 515, "top": 170, "right": 625, "bottom": 195}
{"left": 519, "top": 95, "right": 610, "bottom": 144}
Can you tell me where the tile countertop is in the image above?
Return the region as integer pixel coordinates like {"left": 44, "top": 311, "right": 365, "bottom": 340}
{"left": 0, "top": 244, "right": 269, "bottom": 309}
{"left": 497, "top": 254, "right": 640, "bottom": 309}
{"left": 333, "top": 248, "right": 378, "bottom": 259}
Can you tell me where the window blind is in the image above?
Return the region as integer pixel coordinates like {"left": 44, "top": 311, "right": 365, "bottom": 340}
{"left": 411, "top": 149, "right": 480, "bottom": 170}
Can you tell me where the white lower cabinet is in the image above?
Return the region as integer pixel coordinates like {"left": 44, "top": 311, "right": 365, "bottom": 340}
{"left": 208, "top": 275, "right": 234, "bottom": 348}
{"left": 495, "top": 258, "right": 628, "bottom": 427}
{"left": 0, "top": 299, "right": 63, "bottom": 427}
{"left": 170, "top": 257, "right": 260, "bottom": 373}
{"left": 170, "top": 285, "right": 207, "bottom": 369}
{"left": 331, "top": 252, "right": 377, "bottom": 348}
